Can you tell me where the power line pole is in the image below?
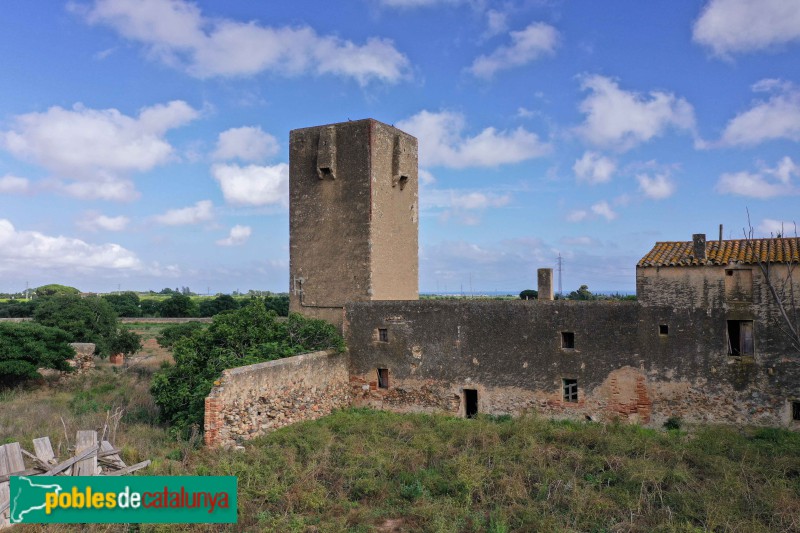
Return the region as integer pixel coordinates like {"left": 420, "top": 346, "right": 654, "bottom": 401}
{"left": 556, "top": 254, "right": 563, "bottom": 297}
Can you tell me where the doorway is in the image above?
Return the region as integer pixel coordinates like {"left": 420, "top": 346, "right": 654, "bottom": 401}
{"left": 464, "top": 389, "right": 478, "bottom": 418}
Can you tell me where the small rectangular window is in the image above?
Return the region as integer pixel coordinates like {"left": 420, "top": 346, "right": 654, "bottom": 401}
{"left": 727, "top": 320, "right": 754, "bottom": 355}
{"left": 377, "top": 368, "right": 389, "bottom": 389}
{"left": 378, "top": 328, "right": 388, "bottom": 342}
{"left": 793, "top": 401, "right": 800, "bottom": 422}
{"left": 726, "top": 270, "right": 734, "bottom": 276}
{"left": 659, "top": 324, "right": 669, "bottom": 336}
{"left": 563, "top": 378, "right": 578, "bottom": 403}
{"left": 561, "top": 331, "right": 575, "bottom": 349}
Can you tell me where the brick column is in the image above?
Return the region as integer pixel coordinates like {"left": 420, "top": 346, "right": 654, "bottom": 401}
{"left": 204, "top": 397, "right": 223, "bottom": 447}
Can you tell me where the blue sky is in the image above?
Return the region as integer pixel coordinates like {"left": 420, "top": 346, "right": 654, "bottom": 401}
{"left": 0, "top": 0, "right": 798, "bottom": 295}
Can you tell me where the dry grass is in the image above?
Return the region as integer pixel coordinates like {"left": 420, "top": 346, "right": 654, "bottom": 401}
{"left": 2, "top": 331, "right": 799, "bottom": 532}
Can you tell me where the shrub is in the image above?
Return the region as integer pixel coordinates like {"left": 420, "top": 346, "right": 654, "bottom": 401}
{"left": 664, "top": 416, "right": 682, "bottom": 430}
{"left": 0, "top": 322, "right": 75, "bottom": 386}
{"left": 103, "top": 291, "right": 141, "bottom": 317}
{"left": 159, "top": 293, "right": 198, "bottom": 318}
{"left": 198, "top": 295, "right": 239, "bottom": 317}
{"left": 33, "top": 295, "right": 140, "bottom": 358}
{"left": 157, "top": 322, "right": 207, "bottom": 349}
{"left": 151, "top": 301, "right": 343, "bottom": 434}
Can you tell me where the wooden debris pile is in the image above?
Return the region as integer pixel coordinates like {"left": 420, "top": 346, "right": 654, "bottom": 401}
{"left": 0, "top": 430, "right": 150, "bottom": 528}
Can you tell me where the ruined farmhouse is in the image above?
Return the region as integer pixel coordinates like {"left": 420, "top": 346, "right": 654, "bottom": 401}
{"left": 205, "top": 119, "right": 800, "bottom": 447}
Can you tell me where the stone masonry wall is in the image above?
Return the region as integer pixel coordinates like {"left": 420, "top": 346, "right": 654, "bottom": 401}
{"left": 345, "top": 300, "right": 800, "bottom": 428}
{"left": 68, "top": 343, "right": 96, "bottom": 375}
{"left": 204, "top": 349, "right": 350, "bottom": 448}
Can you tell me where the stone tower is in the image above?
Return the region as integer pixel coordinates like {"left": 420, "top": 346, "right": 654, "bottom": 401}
{"left": 289, "top": 119, "right": 419, "bottom": 329}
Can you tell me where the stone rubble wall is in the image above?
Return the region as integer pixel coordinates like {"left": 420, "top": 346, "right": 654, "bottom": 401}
{"left": 67, "top": 343, "right": 96, "bottom": 374}
{"left": 204, "top": 349, "right": 350, "bottom": 448}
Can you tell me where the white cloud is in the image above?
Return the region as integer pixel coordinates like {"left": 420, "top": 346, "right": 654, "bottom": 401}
{"left": 77, "top": 212, "right": 130, "bottom": 232}
{"left": 378, "top": 0, "right": 463, "bottom": 7}
{"left": 78, "top": 0, "right": 410, "bottom": 85}
{"left": 576, "top": 75, "right": 696, "bottom": 151}
{"left": 561, "top": 236, "right": 596, "bottom": 246}
{"left": 418, "top": 169, "right": 436, "bottom": 185}
{"left": 715, "top": 156, "right": 799, "bottom": 198}
{"left": 719, "top": 80, "right": 800, "bottom": 146}
{"left": 213, "top": 126, "right": 279, "bottom": 162}
{"left": 421, "top": 188, "right": 510, "bottom": 225}
{"left": 0, "top": 175, "right": 29, "bottom": 194}
{"left": 758, "top": 218, "right": 797, "bottom": 236}
{"left": 216, "top": 225, "right": 252, "bottom": 246}
{"left": 573, "top": 151, "right": 615, "bottom": 184}
{"left": 55, "top": 178, "right": 140, "bottom": 202}
{"left": 153, "top": 200, "right": 214, "bottom": 225}
{"left": 693, "top": 0, "right": 800, "bottom": 56}
{"left": 1, "top": 100, "right": 198, "bottom": 200}
{"left": 212, "top": 163, "right": 289, "bottom": 206}
{"left": 0, "top": 219, "right": 141, "bottom": 272}
{"left": 567, "top": 210, "right": 588, "bottom": 222}
{"left": 636, "top": 173, "right": 676, "bottom": 200}
{"left": 591, "top": 201, "right": 617, "bottom": 221}
{"left": 423, "top": 191, "right": 510, "bottom": 210}
{"left": 469, "top": 22, "right": 559, "bottom": 78}
{"left": 397, "top": 110, "right": 550, "bottom": 168}
{"left": 484, "top": 9, "right": 508, "bottom": 38}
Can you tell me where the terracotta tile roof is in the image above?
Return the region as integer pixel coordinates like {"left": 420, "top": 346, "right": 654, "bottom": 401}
{"left": 637, "top": 237, "right": 800, "bottom": 267}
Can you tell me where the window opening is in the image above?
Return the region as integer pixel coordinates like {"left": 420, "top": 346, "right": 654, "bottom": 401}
{"left": 464, "top": 389, "right": 478, "bottom": 418}
{"left": 727, "top": 320, "right": 754, "bottom": 355}
{"left": 563, "top": 378, "right": 578, "bottom": 402}
{"left": 561, "top": 331, "right": 575, "bottom": 349}
{"left": 659, "top": 324, "right": 669, "bottom": 336}
{"left": 378, "top": 328, "right": 388, "bottom": 342}
{"left": 377, "top": 368, "right": 389, "bottom": 389}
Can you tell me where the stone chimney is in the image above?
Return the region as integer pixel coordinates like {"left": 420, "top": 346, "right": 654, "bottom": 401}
{"left": 692, "top": 233, "right": 706, "bottom": 261}
{"left": 537, "top": 268, "right": 554, "bottom": 300}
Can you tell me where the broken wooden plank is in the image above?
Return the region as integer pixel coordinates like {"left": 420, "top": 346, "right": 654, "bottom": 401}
{"left": 1, "top": 444, "right": 24, "bottom": 476}
{"left": 39, "top": 444, "right": 99, "bottom": 477}
{"left": 0, "top": 444, "right": 8, "bottom": 526}
{"left": 0, "top": 469, "right": 42, "bottom": 484}
{"left": 99, "top": 441, "right": 126, "bottom": 470}
{"left": 21, "top": 449, "right": 50, "bottom": 472}
{"left": 33, "top": 437, "right": 56, "bottom": 466}
{"left": 73, "top": 430, "right": 97, "bottom": 476}
{"left": 103, "top": 460, "right": 150, "bottom": 477}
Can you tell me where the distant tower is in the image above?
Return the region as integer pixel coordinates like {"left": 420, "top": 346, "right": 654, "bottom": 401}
{"left": 289, "top": 119, "right": 419, "bottom": 329}
{"left": 557, "top": 253, "right": 563, "bottom": 297}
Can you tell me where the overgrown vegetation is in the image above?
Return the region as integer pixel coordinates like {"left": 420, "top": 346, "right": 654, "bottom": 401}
{"left": 32, "top": 295, "right": 141, "bottom": 358}
{"left": 2, "top": 356, "right": 799, "bottom": 532}
{"left": 151, "top": 301, "right": 343, "bottom": 434}
{"left": 156, "top": 321, "right": 208, "bottom": 349}
{"left": 0, "top": 322, "right": 75, "bottom": 386}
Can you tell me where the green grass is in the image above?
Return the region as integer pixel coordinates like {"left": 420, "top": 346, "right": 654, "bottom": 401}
{"left": 3, "top": 369, "right": 799, "bottom": 532}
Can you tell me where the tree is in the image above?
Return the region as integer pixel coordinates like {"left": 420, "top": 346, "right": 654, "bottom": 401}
{"left": 156, "top": 322, "right": 207, "bottom": 349}
{"left": 159, "top": 293, "right": 198, "bottom": 318}
{"left": 103, "top": 292, "right": 141, "bottom": 317}
{"left": 567, "top": 285, "right": 594, "bottom": 300}
{"left": 151, "top": 301, "right": 344, "bottom": 434}
{"left": 198, "top": 294, "right": 240, "bottom": 317}
{"left": 744, "top": 212, "right": 800, "bottom": 352}
{"left": 35, "top": 284, "right": 80, "bottom": 297}
{"left": 32, "top": 295, "right": 140, "bottom": 357}
{"left": 0, "top": 322, "right": 75, "bottom": 386}
{"left": 139, "top": 299, "right": 161, "bottom": 317}
{"left": 519, "top": 289, "right": 538, "bottom": 300}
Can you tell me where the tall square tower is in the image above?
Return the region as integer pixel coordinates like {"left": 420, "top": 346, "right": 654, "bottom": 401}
{"left": 289, "top": 119, "right": 419, "bottom": 328}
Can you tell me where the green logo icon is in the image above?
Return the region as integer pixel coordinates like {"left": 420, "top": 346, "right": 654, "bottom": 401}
{"left": 10, "top": 476, "right": 237, "bottom": 524}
